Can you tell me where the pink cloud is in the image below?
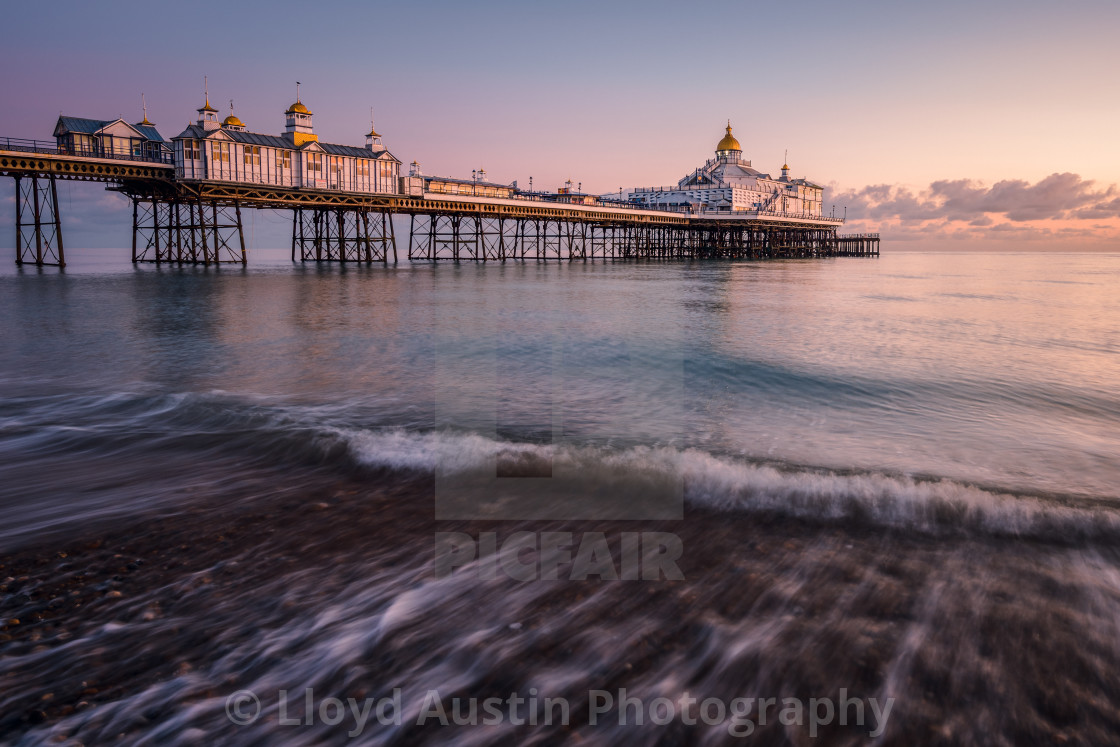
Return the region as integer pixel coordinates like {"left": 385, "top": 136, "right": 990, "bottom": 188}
{"left": 831, "top": 174, "right": 1120, "bottom": 247}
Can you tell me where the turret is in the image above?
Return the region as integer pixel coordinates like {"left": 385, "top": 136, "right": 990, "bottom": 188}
{"left": 284, "top": 82, "right": 317, "bottom": 146}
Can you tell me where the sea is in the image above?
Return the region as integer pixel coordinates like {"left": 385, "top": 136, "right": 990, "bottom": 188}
{"left": 1, "top": 250, "right": 1119, "bottom": 745}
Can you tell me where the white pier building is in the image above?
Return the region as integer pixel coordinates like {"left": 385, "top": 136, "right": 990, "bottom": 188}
{"left": 625, "top": 123, "right": 827, "bottom": 220}
{"left": 171, "top": 94, "right": 401, "bottom": 193}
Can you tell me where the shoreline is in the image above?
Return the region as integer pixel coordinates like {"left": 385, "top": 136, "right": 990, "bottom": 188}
{"left": 4, "top": 471, "right": 1120, "bottom": 743}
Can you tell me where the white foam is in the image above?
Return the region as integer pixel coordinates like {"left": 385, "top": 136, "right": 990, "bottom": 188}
{"left": 339, "top": 427, "right": 1120, "bottom": 540}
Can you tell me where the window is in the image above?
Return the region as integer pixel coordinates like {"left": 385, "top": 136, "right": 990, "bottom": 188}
{"left": 243, "top": 145, "right": 261, "bottom": 166}
{"left": 276, "top": 150, "right": 291, "bottom": 170}
{"left": 357, "top": 160, "right": 370, "bottom": 177}
{"left": 184, "top": 140, "right": 199, "bottom": 160}
{"left": 307, "top": 153, "right": 322, "bottom": 172}
{"left": 212, "top": 142, "right": 230, "bottom": 163}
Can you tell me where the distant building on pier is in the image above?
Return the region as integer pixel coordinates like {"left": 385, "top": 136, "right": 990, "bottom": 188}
{"left": 424, "top": 171, "right": 517, "bottom": 199}
{"left": 171, "top": 94, "right": 401, "bottom": 193}
{"left": 53, "top": 115, "right": 168, "bottom": 161}
{"left": 626, "top": 123, "right": 826, "bottom": 218}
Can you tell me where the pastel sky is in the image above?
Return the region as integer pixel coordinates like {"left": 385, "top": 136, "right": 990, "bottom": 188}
{"left": 2, "top": 0, "right": 1119, "bottom": 251}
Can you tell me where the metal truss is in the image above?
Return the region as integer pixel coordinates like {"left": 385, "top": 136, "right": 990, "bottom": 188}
{"left": 132, "top": 197, "right": 246, "bottom": 265}
{"left": 291, "top": 207, "right": 397, "bottom": 262}
{"left": 407, "top": 214, "right": 514, "bottom": 261}
{"left": 14, "top": 174, "right": 65, "bottom": 267}
{"left": 407, "top": 215, "right": 717, "bottom": 262}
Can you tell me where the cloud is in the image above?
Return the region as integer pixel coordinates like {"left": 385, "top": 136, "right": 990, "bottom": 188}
{"left": 833, "top": 173, "right": 1120, "bottom": 224}
{"left": 830, "top": 173, "right": 1120, "bottom": 247}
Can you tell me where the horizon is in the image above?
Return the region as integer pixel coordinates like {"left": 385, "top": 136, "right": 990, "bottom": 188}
{"left": 2, "top": 0, "right": 1118, "bottom": 252}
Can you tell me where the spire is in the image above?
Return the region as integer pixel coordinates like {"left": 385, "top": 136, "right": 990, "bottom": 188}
{"left": 139, "top": 93, "right": 153, "bottom": 126}
{"left": 366, "top": 107, "right": 384, "bottom": 151}
{"left": 197, "top": 77, "right": 219, "bottom": 129}
{"left": 198, "top": 76, "right": 218, "bottom": 113}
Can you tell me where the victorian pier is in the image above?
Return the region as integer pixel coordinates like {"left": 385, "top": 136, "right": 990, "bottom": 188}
{"left": 1, "top": 94, "right": 879, "bottom": 268}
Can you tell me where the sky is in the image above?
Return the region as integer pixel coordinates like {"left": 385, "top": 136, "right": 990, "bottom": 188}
{"left": 2, "top": 0, "right": 1119, "bottom": 251}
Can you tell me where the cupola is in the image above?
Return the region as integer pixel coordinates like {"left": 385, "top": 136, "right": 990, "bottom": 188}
{"left": 284, "top": 82, "right": 317, "bottom": 145}
{"left": 222, "top": 100, "right": 246, "bottom": 131}
{"left": 366, "top": 110, "right": 384, "bottom": 152}
{"left": 715, "top": 121, "right": 742, "bottom": 162}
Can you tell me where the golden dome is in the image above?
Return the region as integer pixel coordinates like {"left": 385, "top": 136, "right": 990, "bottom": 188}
{"left": 716, "top": 122, "right": 741, "bottom": 152}
{"left": 287, "top": 101, "right": 311, "bottom": 115}
{"left": 223, "top": 114, "right": 244, "bottom": 127}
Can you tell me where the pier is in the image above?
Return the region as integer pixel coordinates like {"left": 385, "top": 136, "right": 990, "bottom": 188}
{"left": 1, "top": 115, "right": 879, "bottom": 268}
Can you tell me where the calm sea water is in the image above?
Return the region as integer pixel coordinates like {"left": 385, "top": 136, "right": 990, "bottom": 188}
{"left": 3, "top": 251, "right": 1119, "bottom": 539}
{"left": 2, "top": 250, "right": 1120, "bottom": 744}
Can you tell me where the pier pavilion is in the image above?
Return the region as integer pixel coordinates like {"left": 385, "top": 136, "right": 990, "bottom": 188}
{"left": 626, "top": 123, "right": 829, "bottom": 221}
{"left": 171, "top": 95, "right": 401, "bottom": 194}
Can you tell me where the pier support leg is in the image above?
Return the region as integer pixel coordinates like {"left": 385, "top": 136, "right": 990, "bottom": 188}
{"left": 14, "top": 174, "right": 65, "bottom": 267}
{"left": 131, "top": 196, "right": 243, "bottom": 265}
{"left": 292, "top": 207, "right": 390, "bottom": 262}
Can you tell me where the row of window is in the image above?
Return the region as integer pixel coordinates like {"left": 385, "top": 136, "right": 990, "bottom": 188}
{"left": 64, "top": 134, "right": 158, "bottom": 158}
{"left": 427, "top": 181, "right": 513, "bottom": 198}
{"left": 178, "top": 140, "right": 392, "bottom": 177}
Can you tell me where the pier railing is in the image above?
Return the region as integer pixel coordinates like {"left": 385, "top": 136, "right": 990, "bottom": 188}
{"left": 0, "top": 137, "right": 174, "bottom": 165}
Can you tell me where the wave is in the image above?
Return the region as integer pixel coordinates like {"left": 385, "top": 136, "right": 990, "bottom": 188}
{"left": 3, "top": 391, "right": 1120, "bottom": 544}
{"left": 338, "top": 428, "right": 1120, "bottom": 542}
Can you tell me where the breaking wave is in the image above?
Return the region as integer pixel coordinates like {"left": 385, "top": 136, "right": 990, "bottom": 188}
{"left": 3, "top": 391, "right": 1119, "bottom": 545}
{"left": 338, "top": 427, "right": 1120, "bottom": 542}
